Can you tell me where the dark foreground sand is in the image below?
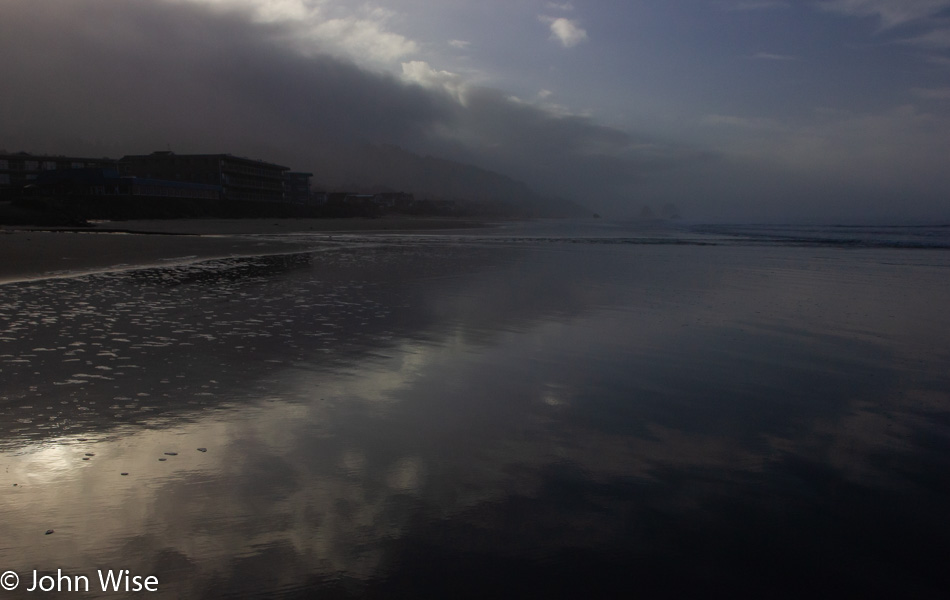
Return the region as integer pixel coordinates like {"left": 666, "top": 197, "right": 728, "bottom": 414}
{"left": 0, "top": 217, "right": 489, "bottom": 283}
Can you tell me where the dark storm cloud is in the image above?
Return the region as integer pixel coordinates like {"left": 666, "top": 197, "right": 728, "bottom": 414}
{"left": 3, "top": 0, "right": 948, "bottom": 221}
{"left": 0, "top": 0, "right": 702, "bottom": 216}
{"left": 0, "top": 0, "right": 447, "bottom": 163}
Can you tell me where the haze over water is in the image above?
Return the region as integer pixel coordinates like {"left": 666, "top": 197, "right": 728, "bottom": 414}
{"left": 2, "top": 221, "right": 950, "bottom": 598}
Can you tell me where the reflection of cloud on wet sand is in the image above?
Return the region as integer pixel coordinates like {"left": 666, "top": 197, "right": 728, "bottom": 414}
{"left": 0, "top": 323, "right": 784, "bottom": 597}
{"left": 0, "top": 397, "right": 420, "bottom": 597}
{"left": 765, "top": 387, "right": 950, "bottom": 488}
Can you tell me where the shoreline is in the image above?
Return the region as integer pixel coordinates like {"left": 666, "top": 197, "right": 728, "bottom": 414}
{"left": 1, "top": 215, "right": 493, "bottom": 235}
{"left": 0, "top": 216, "right": 495, "bottom": 285}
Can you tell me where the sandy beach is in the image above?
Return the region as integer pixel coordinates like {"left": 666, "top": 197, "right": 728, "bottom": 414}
{"left": 0, "top": 216, "right": 489, "bottom": 284}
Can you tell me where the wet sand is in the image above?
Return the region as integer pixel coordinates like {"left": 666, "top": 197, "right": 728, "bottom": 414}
{"left": 0, "top": 230, "right": 311, "bottom": 284}
{"left": 0, "top": 217, "right": 489, "bottom": 283}
{"left": 2, "top": 223, "right": 949, "bottom": 598}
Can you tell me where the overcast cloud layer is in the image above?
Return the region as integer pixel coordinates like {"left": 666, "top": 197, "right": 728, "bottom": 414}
{"left": 2, "top": 0, "right": 949, "bottom": 222}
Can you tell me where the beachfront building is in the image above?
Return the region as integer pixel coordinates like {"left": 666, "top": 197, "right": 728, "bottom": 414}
{"left": 0, "top": 152, "right": 117, "bottom": 197}
{"left": 283, "top": 171, "right": 313, "bottom": 204}
{"left": 26, "top": 168, "right": 221, "bottom": 200}
{"left": 372, "top": 192, "right": 415, "bottom": 210}
{"left": 119, "top": 152, "right": 290, "bottom": 203}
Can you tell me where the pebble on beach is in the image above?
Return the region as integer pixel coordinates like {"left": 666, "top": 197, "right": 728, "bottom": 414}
{"left": 197, "top": 448, "right": 207, "bottom": 452}
{"left": 45, "top": 530, "right": 54, "bottom": 535}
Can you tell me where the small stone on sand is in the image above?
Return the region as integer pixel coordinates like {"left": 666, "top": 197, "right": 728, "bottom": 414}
{"left": 45, "top": 529, "right": 54, "bottom": 535}
{"left": 197, "top": 448, "right": 207, "bottom": 452}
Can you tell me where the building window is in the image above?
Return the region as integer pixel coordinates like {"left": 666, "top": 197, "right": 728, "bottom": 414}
{"left": 0, "top": 174, "right": 10, "bottom": 185}
{"left": 24, "top": 161, "right": 39, "bottom": 171}
{"left": 42, "top": 161, "right": 57, "bottom": 170}
{"left": 0, "top": 160, "right": 8, "bottom": 170}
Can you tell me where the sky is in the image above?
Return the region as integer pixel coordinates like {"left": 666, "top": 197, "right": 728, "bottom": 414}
{"left": 2, "top": 0, "right": 949, "bottom": 222}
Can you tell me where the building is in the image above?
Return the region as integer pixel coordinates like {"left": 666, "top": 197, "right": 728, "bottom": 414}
{"left": 26, "top": 168, "right": 220, "bottom": 200}
{"left": 1, "top": 152, "right": 117, "bottom": 197}
{"left": 283, "top": 171, "right": 313, "bottom": 204}
{"left": 372, "top": 192, "right": 415, "bottom": 210}
{"left": 119, "top": 152, "right": 290, "bottom": 203}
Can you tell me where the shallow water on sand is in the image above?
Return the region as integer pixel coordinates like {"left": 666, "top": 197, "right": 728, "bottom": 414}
{"left": 2, "top": 223, "right": 950, "bottom": 598}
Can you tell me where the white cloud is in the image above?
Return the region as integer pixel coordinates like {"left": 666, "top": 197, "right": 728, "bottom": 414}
{"left": 449, "top": 39, "right": 470, "bottom": 49}
{"left": 545, "top": 2, "right": 574, "bottom": 10}
{"left": 172, "top": 0, "right": 418, "bottom": 64}
{"left": 401, "top": 61, "right": 466, "bottom": 103}
{"left": 505, "top": 90, "right": 584, "bottom": 118}
{"left": 309, "top": 10, "right": 417, "bottom": 62}
{"left": 249, "top": 0, "right": 314, "bottom": 22}
{"left": 172, "top": 0, "right": 314, "bottom": 20}
{"left": 819, "top": 0, "right": 950, "bottom": 28}
{"left": 541, "top": 16, "right": 588, "bottom": 48}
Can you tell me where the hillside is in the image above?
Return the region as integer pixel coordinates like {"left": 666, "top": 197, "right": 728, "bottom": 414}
{"left": 311, "top": 144, "right": 590, "bottom": 218}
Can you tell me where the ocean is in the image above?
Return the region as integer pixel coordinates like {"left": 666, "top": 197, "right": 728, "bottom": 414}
{"left": 1, "top": 220, "right": 949, "bottom": 598}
